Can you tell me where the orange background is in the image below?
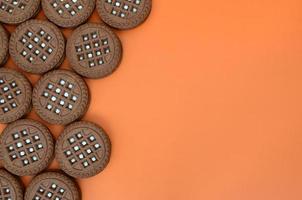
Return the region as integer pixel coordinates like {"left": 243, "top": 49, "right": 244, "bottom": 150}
{"left": 1, "top": 0, "right": 302, "bottom": 199}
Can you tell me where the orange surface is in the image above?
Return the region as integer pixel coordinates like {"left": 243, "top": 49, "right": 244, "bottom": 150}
{"left": 2, "top": 0, "right": 302, "bottom": 199}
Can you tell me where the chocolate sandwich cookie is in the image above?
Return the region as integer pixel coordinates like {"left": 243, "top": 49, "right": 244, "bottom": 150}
{"left": 97, "top": 0, "right": 152, "bottom": 29}
{"left": 67, "top": 23, "right": 122, "bottom": 79}
{"left": 56, "top": 121, "right": 111, "bottom": 178}
{"left": 0, "top": 24, "right": 8, "bottom": 66}
{"left": 42, "top": 0, "right": 95, "bottom": 28}
{"left": 33, "top": 70, "right": 89, "bottom": 125}
{"left": 0, "top": 0, "right": 40, "bottom": 24}
{"left": 0, "top": 68, "right": 32, "bottom": 124}
{"left": 25, "top": 171, "right": 80, "bottom": 200}
{"left": 0, "top": 119, "right": 54, "bottom": 176}
{"left": 0, "top": 169, "right": 23, "bottom": 200}
{"left": 9, "top": 20, "right": 65, "bottom": 74}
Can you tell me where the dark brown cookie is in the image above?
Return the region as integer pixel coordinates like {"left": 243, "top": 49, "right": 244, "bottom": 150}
{"left": 42, "top": 0, "right": 95, "bottom": 28}
{"left": 0, "top": 24, "right": 8, "bottom": 66}
{"left": 25, "top": 171, "right": 80, "bottom": 200}
{"left": 0, "top": 119, "right": 54, "bottom": 176}
{"left": 97, "top": 0, "right": 152, "bottom": 29}
{"left": 56, "top": 121, "right": 111, "bottom": 178}
{"left": 33, "top": 70, "right": 89, "bottom": 125}
{"left": 9, "top": 20, "right": 65, "bottom": 74}
{"left": 0, "top": 0, "right": 40, "bottom": 24}
{"left": 67, "top": 23, "right": 122, "bottom": 79}
{"left": 0, "top": 169, "right": 23, "bottom": 200}
{"left": 0, "top": 68, "right": 32, "bottom": 124}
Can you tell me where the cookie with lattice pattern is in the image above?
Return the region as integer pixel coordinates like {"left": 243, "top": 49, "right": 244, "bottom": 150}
{"left": 1, "top": 119, "right": 54, "bottom": 176}
{"left": 0, "top": 68, "right": 32, "bottom": 123}
{"left": 42, "top": 0, "right": 95, "bottom": 28}
{"left": 0, "top": 0, "right": 40, "bottom": 24}
{"left": 25, "top": 171, "right": 80, "bottom": 200}
{"left": 97, "top": 0, "right": 152, "bottom": 29}
{"left": 56, "top": 121, "right": 111, "bottom": 178}
{"left": 0, "top": 24, "right": 8, "bottom": 66}
{"left": 67, "top": 23, "right": 122, "bottom": 78}
{"left": 9, "top": 20, "right": 65, "bottom": 74}
{"left": 33, "top": 70, "right": 89, "bottom": 125}
{"left": 0, "top": 169, "right": 23, "bottom": 200}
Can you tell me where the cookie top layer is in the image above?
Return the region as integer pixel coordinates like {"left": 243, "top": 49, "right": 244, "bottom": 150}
{"left": 97, "top": 0, "right": 152, "bottom": 29}
{"left": 0, "top": 169, "right": 23, "bottom": 200}
{"left": 9, "top": 20, "right": 65, "bottom": 74}
{"left": 56, "top": 121, "right": 111, "bottom": 178}
{"left": 1, "top": 119, "right": 54, "bottom": 176}
{"left": 25, "top": 171, "right": 80, "bottom": 200}
{"left": 0, "top": 68, "right": 32, "bottom": 123}
{"left": 42, "top": 0, "right": 95, "bottom": 28}
{"left": 67, "top": 23, "right": 122, "bottom": 79}
{"left": 0, "top": 24, "right": 8, "bottom": 66}
{"left": 0, "top": 0, "right": 40, "bottom": 24}
{"left": 33, "top": 70, "right": 89, "bottom": 125}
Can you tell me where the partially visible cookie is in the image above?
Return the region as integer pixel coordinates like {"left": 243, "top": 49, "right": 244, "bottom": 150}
{"left": 33, "top": 70, "right": 89, "bottom": 125}
{"left": 0, "top": 0, "right": 40, "bottom": 24}
{"left": 0, "top": 24, "right": 8, "bottom": 66}
{"left": 56, "top": 121, "right": 111, "bottom": 178}
{"left": 1, "top": 119, "right": 54, "bottom": 176}
{"left": 67, "top": 23, "right": 122, "bottom": 79}
{"left": 0, "top": 68, "right": 32, "bottom": 124}
{"left": 0, "top": 169, "right": 23, "bottom": 200}
{"left": 97, "top": 0, "right": 152, "bottom": 29}
{"left": 42, "top": 0, "right": 95, "bottom": 28}
{"left": 25, "top": 171, "right": 80, "bottom": 200}
{"left": 9, "top": 20, "right": 65, "bottom": 74}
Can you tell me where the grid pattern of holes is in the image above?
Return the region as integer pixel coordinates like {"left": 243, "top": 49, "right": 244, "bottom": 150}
{"left": 41, "top": 79, "right": 79, "bottom": 115}
{"left": 63, "top": 131, "right": 101, "bottom": 169}
{"left": 0, "top": 0, "right": 27, "bottom": 14}
{"left": 106, "top": 0, "right": 141, "bottom": 18}
{"left": 0, "top": 186, "right": 12, "bottom": 200}
{"left": 19, "top": 28, "right": 55, "bottom": 64}
{"left": 51, "top": 0, "right": 84, "bottom": 16}
{"left": 34, "top": 183, "right": 66, "bottom": 200}
{"left": 0, "top": 78, "right": 22, "bottom": 114}
{"left": 75, "top": 31, "right": 111, "bottom": 68}
{"left": 5, "top": 129, "right": 44, "bottom": 167}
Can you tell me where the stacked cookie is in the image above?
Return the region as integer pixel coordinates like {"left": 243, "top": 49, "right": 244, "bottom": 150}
{"left": 0, "top": 0, "right": 152, "bottom": 199}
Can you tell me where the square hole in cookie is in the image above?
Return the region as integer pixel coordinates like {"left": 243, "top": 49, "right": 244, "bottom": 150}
{"left": 91, "top": 32, "right": 98, "bottom": 39}
{"left": 2, "top": 106, "right": 10, "bottom": 113}
{"left": 10, "top": 102, "right": 17, "bottom": 109}
{"left": 82, "top": 34, "right": 89, "bottom": 41}
{"left": 0, "top": 3, "right": 6, "bottom": 10}
{"left": 77, "top": 54, "right": 84, "bottom": 61}
{"left": 20, "top": 50, "right": 27, "bottom": 57}
{"left": 75, "top": 45, "right": 82, "bottom": 52}
{"left": 18, "top": 3, "right": 26, "bottom": 9}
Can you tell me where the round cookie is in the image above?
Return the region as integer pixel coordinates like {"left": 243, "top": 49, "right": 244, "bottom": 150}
{"left": 0, "top": 0, "right": 40, "bottom": 24}
{"left": 0, "top": 119, "right": 54, "bottom": 176}
{"left": 42, "top": 0, "right": 95, "bottom": 28}
{"left": 67, "top": 23, "right": 122, "bottom": 79}
{"left": 0, "top": 169, "right": 23, "bottom": 200}
{"left": 0, "top": 68, "right": 32, "bottom": 124}
{"left": 56, "top": 121, "right": 111, "bottom": 178}
{"left": 0, "top": 24, "right": 8, "bottom": 66}
{"left": 97, "top": 0, "right": 152, "bottom": 29}
{"left": 25, "top": 171, "right": 80, "bottom": 200}
{"left": 33, "top": 70, "right": 89, "bottom": 125}
{"left": 9, "top": 20, "right": 65, "bottom": 74}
